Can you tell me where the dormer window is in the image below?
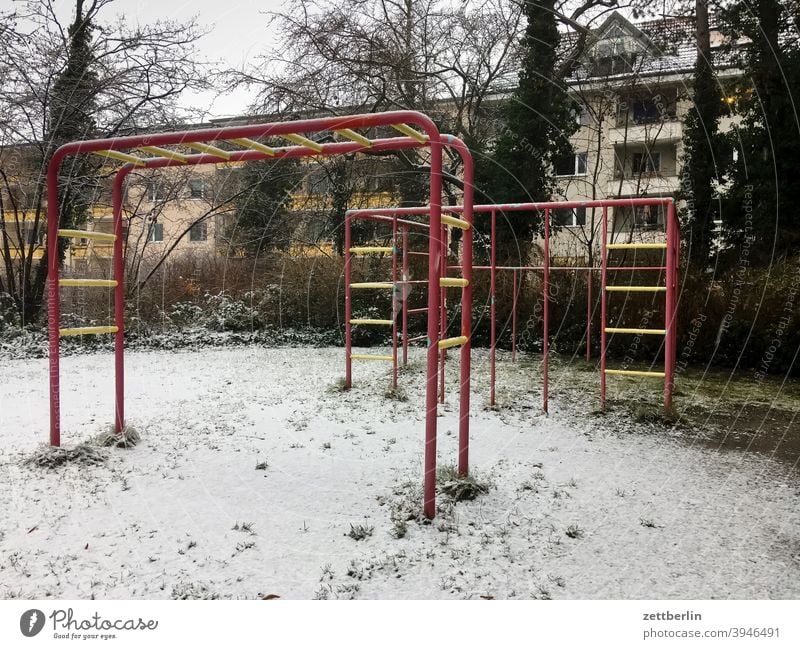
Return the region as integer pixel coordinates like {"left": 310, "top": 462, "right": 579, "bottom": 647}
{"left": 590, "top": 32, "right": 637, "bottom": 76}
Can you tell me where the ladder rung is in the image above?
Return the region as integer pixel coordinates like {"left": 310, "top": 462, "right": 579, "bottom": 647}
{"left": 440, "top": 277, "right": 469, "bottom": 288}
{"left": 606, "top": 243, "right": 667, "bottom": 250}
{"left": 57, "top": 229, "right": 116, "bottom": 242}
{"left": 282, "top": 133, "right": 324, "bottom": 152}
{"left": 605, "top": 286, "right": 666, "bottom": 292}
{"left": 334, "top": 128, "right": 372, "bottom": 147}
{"left": 92, "top": 150, "right": 146, "bottom": 166}
{"left": 59, "top": 279, "right": 118, "bottom": 288}
{"left": 438, "top": 335, "right": 468, "bottom": 350}
{"left": 59, "top": 326, "right": 119, "bottom": 337}
{"left": 441, "top": 215, "right": 471, "bottom": 230}
{"left": 605, "top": 327, "right": 666, "bottom": 335}
{"left": 604, "top": 369, "right": 665, "bottom": 378}
{"left": 350, "top": 282, "right": 393, "bottom": 289}
{"left": 390, "top": 123, "right": 428, "bottom": 143}
{"left": 184, "top": 142, "right": 231, "bottom": 159}
{"left": 227, "top": 138, "right": 276, "bottom": 156}
{"left": 136, "top": 145, "right": 189, "bottom": 163}
{"left": 350, "top": 319, "right": 393, "bottom": 325}
{"left": 349, "top": 246, "right": 394, "bottom": 254}
{"left": 350, "top": 354, "right": 394, "bottom": 361}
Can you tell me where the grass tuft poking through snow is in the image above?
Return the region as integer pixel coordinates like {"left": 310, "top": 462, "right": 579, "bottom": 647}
{"left": 22, "top": 443, "right": 107, "bottom": 469}
{"left": 346, "top": 523, "right": 374, "bottom": 541}
{"left": 437, "top": 465, "right": 491, "bottom": 502}
{"left": 95, "top": 425, "right": 140, "bottom": 449}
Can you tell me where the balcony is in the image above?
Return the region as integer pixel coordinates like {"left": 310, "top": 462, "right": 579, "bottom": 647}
{"left": 608, "top": 120, "right": 682, "bottom": 145}
{"left": 608, "top": 175, "right": 680, "bottom": 196}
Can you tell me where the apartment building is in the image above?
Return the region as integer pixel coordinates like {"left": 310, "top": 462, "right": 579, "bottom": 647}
{"left": 1, "top": 12, "right": 738, "bottom": 275}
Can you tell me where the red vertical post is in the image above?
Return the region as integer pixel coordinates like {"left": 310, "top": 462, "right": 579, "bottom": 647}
{"left": 344, "top": 210, "right": 353, "bottom": 389}
{"left": 543, "top": 208, "right": 550, "bottom": 414}
{"left": 47, "top": 155, "right": 62, "bottom": 447}
{"left": 512, "top": 268, "right": 518, "bottom": 363}
{"left": 402, "top": 224, "right": 409, "bottom": 366}
{"left": 586, "top": 269, "right": 592, "bottom": 362}
{"left": 113, "top": 168, "right": 129, "bottom": 433}
{"left": 439, "top": 221, "right": 447, "bottom": 404}
{"left": 453, "top": 137, "right": 474, "bottom": 477}
{"left": 424, "top": 137, "right": 443, "bottom": 520}
{"left": 600, "top": 206, "right": 609, "bottom": 409}
{"left": 664, "top": 200, "right": 676, "bottom": 411}
{"left": 490, "top": 209, "right": 497, "bottom": 406}
{"left": 392, "top": 215, "right": 398, "bottom": 389}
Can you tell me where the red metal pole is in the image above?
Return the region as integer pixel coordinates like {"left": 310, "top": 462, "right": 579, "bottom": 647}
{"left": 446, "top": 136, "right": 474, "bottom": 478}
{"left": 586, "top": 269, "right": 592, "bottom": 362}
{"left": 664, "top": 200, "right": 676, "bottom": 411}
{"left": 439, "top": 221, "right": 446, "bottom": 404}
{"left": 490, "top": 209, "right": 497, "bottom": 406}
{"left": 344, "top": 210, "right": 353, "bottom": 389}
{"left": 392, "top": 215, "right": 398, "bottom": 389}
{"left": 512, "top": 269, "right": 517, "bottom": 363}
{"left": 113, "top": 168, "right": 129, "bottom": 433}
{"left": 543, "top": 208, "right": 550, "bottom": 414}
{"left": 47, "top": 154, "right": 63, "bottom": 447}
{"left": 424, "top": 134, "right": 443, "bottom": 519}
{"left": 402, "top": 224, "right": 409, "bottom": 366}
{"left": 600, "top": 206, "right": 609, "bottom": 409}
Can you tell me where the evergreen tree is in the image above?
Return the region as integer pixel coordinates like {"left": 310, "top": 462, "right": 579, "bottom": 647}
{"left": 680, "top": 0, "right": 724, "bottom": 270}
{"left": 720, "top": 0, "right": 800, "bottom": 264}
{"left": 46, "top": 0, "right": 100, "bottom": 273}
{"left": 475, "top": 0, "right": 577, "bottom": 263}
{"left": 229, "top": 158, "right": 303, "bottom": 255}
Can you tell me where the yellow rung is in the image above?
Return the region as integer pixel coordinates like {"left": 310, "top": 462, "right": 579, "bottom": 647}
{"left": 92, "top": 150, "right": 146, "bottom": 166}
{"left": 59, "top": 326, "right": 118, "bottom": 337}
{"left": 185, "top": 142, "right": 231, "bottom": 159}
{"left": 391, "top": 123, "right": 428, "bottom": 143}
{"left": 605, "top": 286, "right": 666, "bottom": 292}
{"left": 334, "top": 129, "right": 372, "bottom": 147}
{"left": 282, "top": 133, "right": 324, "bottom": 152}
{"left": 604, "top": 369, "right": 665, "bottom": 378}
{"left": 605, "top": 327, "right": 666, "bottom": 335}
{"left": 349, "top": 246, "right": 394, "bottom": 254}
{"left": 350, "top": 354, "right": 394, "bottom": 361}
{"left": 350, "top": 319, "right": 393, "bottom": 325}
{"left": 57, "top": 229, "right": 116, "bottom": 242}
{"left": 59, "top": 279, "right": 117, "bottom": 288}
{"left": 350, "top": 282, "right": 393, "bottom": 289}
{"left": 227, "top": 138, "right": 277, "bottom": 156}
{"left": 441, "top": 214, "right": 470, "bottom": 230}
{"left": 438, "top": 335, "right": 468, "bottom": 350}
{"left": 137, "top": 145, "right": 189, "bottom": 163}
{"left": 440, "top": 277, "right": 469, "bottom": 288}
{"left": 606, "top": 243, "right": 667, "bottom": 250}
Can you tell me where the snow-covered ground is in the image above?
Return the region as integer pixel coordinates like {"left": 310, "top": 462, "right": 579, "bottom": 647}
{"left": 1, "top": 347, "right": 798, "bottom": 599}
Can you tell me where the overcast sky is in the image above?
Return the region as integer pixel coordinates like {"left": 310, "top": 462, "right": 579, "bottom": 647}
{"left": 39, "top": 0, "right": 289, "bottom": 119}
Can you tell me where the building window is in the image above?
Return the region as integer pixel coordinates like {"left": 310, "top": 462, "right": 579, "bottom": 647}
{"left": 555, "top": 152, "right": 588, "bottom": 176}
{"left": 552, "top": 207, "right": 587, "bottom": 228}
{"left": 613, "top": 204, "right": 666, "bottom": 232}
{"left": 189, "top": 221, "right": 207, "bottom": 242}
{"left": 146, "top": 180, "right": 164, "bottom": 202}
{"left": 632, "top": 151, "right": 661, "bottom": 174}
{"left": 188, "top": 179, "right": 205, "bottom": 199}
{"left": 148, "top": 222, "right": 164, "bottom": 242}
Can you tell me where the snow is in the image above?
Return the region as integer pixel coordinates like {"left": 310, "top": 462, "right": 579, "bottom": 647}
{"left": 0, "top": 347, "right": 798, "bottom": 599}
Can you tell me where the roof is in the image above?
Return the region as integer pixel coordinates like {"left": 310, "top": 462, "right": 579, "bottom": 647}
{"left": 562, "top": 11, "right": 736, "bottom": 85}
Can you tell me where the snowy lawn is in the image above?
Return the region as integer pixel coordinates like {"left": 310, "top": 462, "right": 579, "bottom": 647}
{"left": 0, "top": 347, "right": 798, "bottom": 599}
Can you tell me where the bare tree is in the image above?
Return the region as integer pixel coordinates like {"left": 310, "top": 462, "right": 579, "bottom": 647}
{"left": 0, "top": 0, "right": 210, "bottom": 323}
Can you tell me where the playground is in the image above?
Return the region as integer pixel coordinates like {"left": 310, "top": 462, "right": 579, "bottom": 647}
{"left": 1, "top": 110, "right": 798, "bottom": 599}
{"left": 1, "top": 347, "right": 798, "bottom": 599}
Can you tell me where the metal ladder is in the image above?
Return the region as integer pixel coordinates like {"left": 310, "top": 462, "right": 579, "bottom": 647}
{"left": 599, "top": 202, "right": 678, "bottom": 410}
